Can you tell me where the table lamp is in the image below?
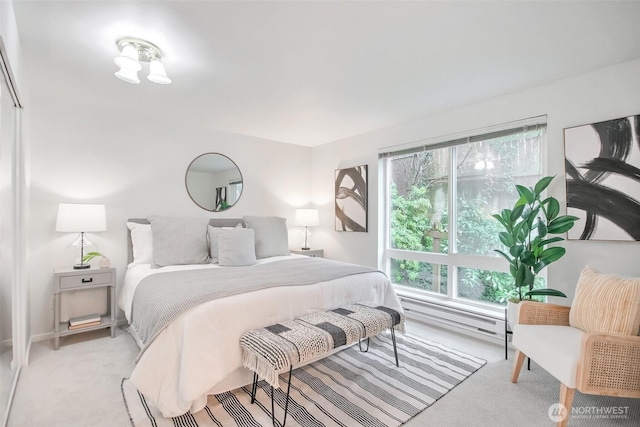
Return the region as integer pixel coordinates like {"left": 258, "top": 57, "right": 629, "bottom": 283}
{"left": 55, "top": 203, "right": 107, "bottom": 269}
{"left": 294, "top": 208, "right": 319, "bottom": 250}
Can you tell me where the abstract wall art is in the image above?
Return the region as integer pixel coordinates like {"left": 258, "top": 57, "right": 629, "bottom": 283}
{"left": 335, "top": 165, "right": 368, "bottom": 232}
{"left": 564, "top": 114, "right": 640, "bottom": 241}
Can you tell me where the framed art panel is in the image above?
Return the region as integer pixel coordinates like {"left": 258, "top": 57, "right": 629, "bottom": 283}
{"left": 564, "top": 114, "right": 640, "bottom": 241}
{"left": 335, "top": 165, "right": 368, "bottom": 232}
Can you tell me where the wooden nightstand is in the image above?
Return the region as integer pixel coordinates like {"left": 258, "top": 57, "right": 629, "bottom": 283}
{"left": 290, "top": 249, "right": 324, "bottom": 258}
{"left": 53, "top": 266, "right": 116, "bottom": 350}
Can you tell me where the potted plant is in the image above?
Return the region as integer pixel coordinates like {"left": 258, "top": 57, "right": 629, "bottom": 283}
{"left": 492, "top": 176, "right": 578, "bottom": 326}
{"left": 82, "top": 251, "right": 110, "bottom": 268}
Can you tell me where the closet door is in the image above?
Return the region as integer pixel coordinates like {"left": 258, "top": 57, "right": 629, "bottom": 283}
{"left": 0, "top": 39, "right": 22, "bottom": 427}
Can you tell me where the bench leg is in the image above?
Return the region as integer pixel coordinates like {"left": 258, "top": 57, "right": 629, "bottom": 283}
{"left": 358, "top": 328, "right": 400, "bottom": 367}
{"left": 269, "top": 365, "right": 293, "bottom": 427}
{"left": 390, "top": 326, "right": 399, "bottom": 367}
{"left": 358, "top": 337, "right": 370, "bottom": 352}
{"left": 250, "top": 372, "right": 258, "bottom": 404}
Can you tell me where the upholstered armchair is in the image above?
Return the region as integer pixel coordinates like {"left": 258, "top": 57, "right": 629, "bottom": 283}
{"left": 510, "top": 266, "right": 640, "bottom": 427}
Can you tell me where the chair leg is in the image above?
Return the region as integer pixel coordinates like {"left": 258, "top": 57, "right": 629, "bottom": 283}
{"left": 511, "top": 350, "right": 526, "bottom": 383}
{"left": 558, "top": 383, "right": 575, "bottom": 427}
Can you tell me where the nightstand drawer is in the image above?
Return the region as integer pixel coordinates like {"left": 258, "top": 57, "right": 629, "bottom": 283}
{"left": 59, "top": 271, "right": 112, "bottom": 289}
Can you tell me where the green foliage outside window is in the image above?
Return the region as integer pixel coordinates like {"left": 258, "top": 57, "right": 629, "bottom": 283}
{"left": 389, "top": 130, "right": 546, "bottom": 306}
{"left": 390, "top": 184, "right": 538, "bottom": 305}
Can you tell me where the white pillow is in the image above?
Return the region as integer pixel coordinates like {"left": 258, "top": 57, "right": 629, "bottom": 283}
{"left": 208, "top": 224, "right": 242, "bottom": 264}
{"left": 148, "top": 216, "right": 210, "bottom": 268}
{"left": 243, "top": 216, "right": 289, "bottom": 259}
{"left": 127, "top": 222, "right": 153, "bottom": 266}
{"left": 218, "top": 228, "right": 257, "bottom": 266}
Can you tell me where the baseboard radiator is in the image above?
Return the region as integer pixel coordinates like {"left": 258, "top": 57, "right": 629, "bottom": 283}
{"left": 399, "top": 295, "right": 506, "bottom": 342}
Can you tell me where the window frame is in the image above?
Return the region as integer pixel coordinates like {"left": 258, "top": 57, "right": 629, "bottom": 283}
{"left": 379, "top": 117, "right": 548, "bottom": 314}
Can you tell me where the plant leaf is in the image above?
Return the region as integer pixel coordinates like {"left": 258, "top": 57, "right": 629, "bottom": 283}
{"left": 499, "top": 232, "right": 514, "bottom": 247}
{"left": 495, "top": 249, "right": 514, "bottom": 263}
{"left": 537, "top": 221, "right": 548, "bottom": 239}
{"left": 534, "top": 176, "right": 554, "bottom": 195}
{"left": 548, "top": 215, "right": 579, "bottom": 234}
{"left": 492, "top": 213, "right": 508, "bottom": 229}
{"left": 515, "top": 264, "right": 528, "bottom": 288}
{"left": 525, "top": 288, "right": 567, "bottom": 298}
{"left": 513, "top": 221, "right": 526, "bottom": 243}
{"left": 510, "top": 204, "right": 525, "bottom": 222}
{"left": 516, "top": 186, "right": 534, "bottom": 204}
{"left": 501, "top": 209, "right": 513, "bottom": 226}
{"left": 521, "top": 251, "right": 536, "bottom": 266}
{"left": 545, "top": 198, "right": 560, "bottom": 221}
{"left": 538, "top": 236, "right": 564, "bottom": 246}
{"left": 538, "top": 246, "right": 566, "bottom": 265}
{"left": 509, "top": 245, "right": 524, "bottom": 258}
{"left": 81, "top": 251, "right": 102, "bottom": 262}
{"left": 509, "top": 263, "right": 517, "bottom": 278}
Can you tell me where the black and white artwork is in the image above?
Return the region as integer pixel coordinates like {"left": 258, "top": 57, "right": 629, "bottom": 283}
{"left": 564, "top": 114, "right": 640, "bottom": 241}
{"left": 335, "top": 165, "right": 368, "bottom": 232}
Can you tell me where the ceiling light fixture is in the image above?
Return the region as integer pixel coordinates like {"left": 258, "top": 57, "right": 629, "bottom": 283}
{"left": 114, "top": 38, "right": 171, "bottom": 85}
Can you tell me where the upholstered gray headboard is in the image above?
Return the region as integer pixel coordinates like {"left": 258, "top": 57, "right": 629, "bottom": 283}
{"left": 127, "top": 218, "right": 246, "bottom": 265}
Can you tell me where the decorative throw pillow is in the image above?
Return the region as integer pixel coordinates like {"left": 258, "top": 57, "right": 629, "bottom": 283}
{"left": 569, "top": 265, "right": 640, "bottom": 336}
{"left": 243, "top": 216, "right": 289, "bottom": 259}
{"left": 208, "top": 224, "right": 243, "bottom": 264}
{"left": 127, "top": 222, "right": 153, "bottom": 266}
{"left": 148, "top": 216, "right": 210, "bottom": 268}
{"left": 217, "top": 228, "right": 257, "bottom": 266}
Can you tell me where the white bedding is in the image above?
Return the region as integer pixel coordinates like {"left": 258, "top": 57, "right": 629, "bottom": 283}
{"left": 120, "top": 255, "right": 403, "bottom": 417}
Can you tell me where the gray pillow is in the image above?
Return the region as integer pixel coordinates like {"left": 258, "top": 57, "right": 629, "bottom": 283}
{"left": 208, "top": 224, "right": 243, "bottom": 264}
{"left": 243, "top": 216, "right": 289, "bottom": 259}
{"left": 148, "top": 216, "right": 210, "bottom": 267}
{"left": 218, "top": 228, "right": 257, "bottom": 266}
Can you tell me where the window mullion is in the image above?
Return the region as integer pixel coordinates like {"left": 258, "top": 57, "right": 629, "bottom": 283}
{"left": 448, "top": 145, "right": 457, "bottom": 299}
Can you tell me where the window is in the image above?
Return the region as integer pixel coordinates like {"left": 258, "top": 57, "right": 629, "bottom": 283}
{"left": 381, "top": 119, "right": 546, "bottom": 309}
{"left": 228, "top": 180, "right": 243, "bottom": 205}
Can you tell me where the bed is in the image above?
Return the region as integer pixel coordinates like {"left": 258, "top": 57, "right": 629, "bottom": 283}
{"left": 120, "top": 216, "right": 403, "bottom": 418}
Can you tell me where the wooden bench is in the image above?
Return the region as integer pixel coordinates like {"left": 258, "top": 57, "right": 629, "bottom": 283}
{"left": 240, "top": 302, "right": 405, "bottom": 426}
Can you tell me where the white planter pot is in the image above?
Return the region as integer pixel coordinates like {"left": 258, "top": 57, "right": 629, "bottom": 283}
{"left": 507, "top": 300, "right": 521, "bottom": 329}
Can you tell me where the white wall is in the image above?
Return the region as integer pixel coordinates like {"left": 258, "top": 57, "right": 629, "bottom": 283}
{"left": 26, "top": 98, "right": 312, "bottom": 338}
{"left": 312, "top": 59, "right": 640, "bottom": 303}
{"left": 22, "top": 55, "right": 640, "bottom": 337}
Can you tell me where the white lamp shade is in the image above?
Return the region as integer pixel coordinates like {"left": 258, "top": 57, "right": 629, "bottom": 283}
{"left": 115, "top": 66, "right": 140, "bottom": 84}
{"left": 295, "top": 209, "right": 319, "bottom": 227}
{"left": 114, "top": 44, "right": 142, "bottom": 71}
{"left": 55, "top": 203, "right": 107, "bottom": 232}
{"left": 147, "top": 59, "right": 172, "bottom": 84}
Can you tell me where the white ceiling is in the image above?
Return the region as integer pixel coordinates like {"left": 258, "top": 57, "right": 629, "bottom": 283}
{"left": 12, "top": 1, "right": 640, "bottom": 147}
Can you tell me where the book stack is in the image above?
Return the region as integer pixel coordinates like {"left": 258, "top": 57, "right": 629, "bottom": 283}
{"left": 68, "top": 313, "right": 101, "bottom": 330}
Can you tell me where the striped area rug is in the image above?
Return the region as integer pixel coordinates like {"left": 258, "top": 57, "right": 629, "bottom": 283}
{"left": 122, "top": 333, "right": 485, "bottom": 427}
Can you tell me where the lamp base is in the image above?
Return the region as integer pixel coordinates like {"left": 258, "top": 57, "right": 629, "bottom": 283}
{"left": 73, "top": 263, "right": 91, "bottom": 270}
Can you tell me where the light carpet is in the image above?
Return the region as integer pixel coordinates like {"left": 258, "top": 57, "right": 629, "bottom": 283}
{"left": 122, "top": 333, "right": 486, "bottom": 427}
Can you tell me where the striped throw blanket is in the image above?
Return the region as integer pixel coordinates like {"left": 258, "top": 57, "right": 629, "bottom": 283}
{"left": 240, "top": 302, "right": 405, "bottom": 388}
{"left": 130, "top": 257, "right": 379, "bottom": 360}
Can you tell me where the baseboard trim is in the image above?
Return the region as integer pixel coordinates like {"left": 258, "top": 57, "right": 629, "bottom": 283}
{"left": 2, "top": 365, "right": 21, "bottom": 427}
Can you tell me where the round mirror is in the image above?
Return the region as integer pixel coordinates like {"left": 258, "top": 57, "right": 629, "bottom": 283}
{"left": 185, "top": 153, "right": 243, "bottom": 212}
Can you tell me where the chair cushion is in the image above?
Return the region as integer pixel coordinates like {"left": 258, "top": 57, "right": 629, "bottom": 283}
{"left": 512, "top": 324, "right": 584, "bottom": 388}
{"left": 569, "top": 266, "right": 640, "bottom": 336}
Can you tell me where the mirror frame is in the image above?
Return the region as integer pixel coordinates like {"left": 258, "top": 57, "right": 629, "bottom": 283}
{"left": 185, "top": 152, "right": 244, "bottom": 212}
